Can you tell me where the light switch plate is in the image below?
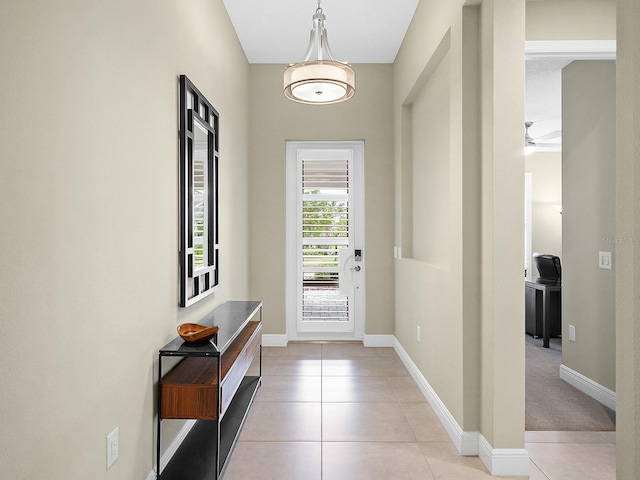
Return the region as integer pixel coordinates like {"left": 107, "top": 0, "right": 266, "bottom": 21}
{"left": 107, "top": 427, "right": 119, "bottom": 469}
{"left": 568, "top": 325, "right": 576, "bottom": 342}
{"left": 599, "top": 251, "right": 612, "bottom": 270}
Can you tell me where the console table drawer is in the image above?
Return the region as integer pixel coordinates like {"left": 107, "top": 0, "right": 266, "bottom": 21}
{"left": 161, "top": 357, "right": 219, "bottom": 420}
{"left": 160, "top": 320, "right": 262, "bottom": 420}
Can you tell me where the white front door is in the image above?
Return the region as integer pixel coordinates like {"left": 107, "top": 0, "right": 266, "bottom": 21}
{"left": 286, "top": 141, "right": 364, "bottom": 340}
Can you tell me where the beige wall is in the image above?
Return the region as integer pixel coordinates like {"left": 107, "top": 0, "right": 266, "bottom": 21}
{"left": 395, "top": 3, "right": 467, "bottom": 431}
{"left": 526, "top": 152, "right": 563, "bottom": 276}
{"left": 394, "top": 0, "right": 525, "bottom": 452}
{"left": 247, "top": 64, "right": 395, "bottom": 336}
{"left": 562, "top": 61, "right": 616, "bottom": 391}
{"left": 411, "top": 53, "right": 452, "bottom": 266}
{"left": 616, "top": 1, "right": 640, "bottom": 477}
{"left": 0, "top": 1, "right": 249, "bottom": 478}
{"left": 526, "top": 0, "right": 616, "bottom": 40}
{"left": 479, "top": 0, "right": 527, "bottom": 450}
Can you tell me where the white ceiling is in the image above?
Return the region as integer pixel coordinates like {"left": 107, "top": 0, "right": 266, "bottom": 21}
{"left": 222, "top": 0, "right": 420, "bottom": 64}
{"left": 525, "top": 59, "right": 572, "bottom": 150}
{"left": 223, "top": 4, "right": 616, "bottom": 153}
{"left": 525, "top": 41, "right": 616, "bottom": 151}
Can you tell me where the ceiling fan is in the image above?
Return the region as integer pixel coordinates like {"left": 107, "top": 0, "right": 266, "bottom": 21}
{"left": 525, "top": 121, "right": 562, "bottom": 154}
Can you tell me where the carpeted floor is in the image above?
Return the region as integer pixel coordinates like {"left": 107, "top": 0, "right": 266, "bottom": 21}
{"left": 525, "top": 335, "right": 616, "bottom": 431}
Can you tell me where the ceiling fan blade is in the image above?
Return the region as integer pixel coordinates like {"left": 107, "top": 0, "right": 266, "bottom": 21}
{"left": 533, "top": 130, "right": 561, "bottom": 143}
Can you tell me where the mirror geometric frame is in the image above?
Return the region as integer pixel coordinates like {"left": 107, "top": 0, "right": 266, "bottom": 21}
{"left": 178, "top": 75, "right": 219, "bottom": 307}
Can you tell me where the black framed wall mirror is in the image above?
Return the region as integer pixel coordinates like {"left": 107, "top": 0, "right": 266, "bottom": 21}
{"left": 178, "top": 75, "right": 219, "bottom": 307}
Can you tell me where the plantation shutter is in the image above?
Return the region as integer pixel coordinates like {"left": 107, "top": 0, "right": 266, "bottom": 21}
{"left": 300, "top": 158, "right": 350, "bottom": 322}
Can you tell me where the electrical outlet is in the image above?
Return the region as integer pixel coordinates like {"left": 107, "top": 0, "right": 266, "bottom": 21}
{"left": 417, "top": 325, "right": 421, "bottom": 342}
{"left": 568, "top": 325, "right": 576, "bottom": 342}
{"left": 107, "top": 427, "right": 119, "bottom": 469}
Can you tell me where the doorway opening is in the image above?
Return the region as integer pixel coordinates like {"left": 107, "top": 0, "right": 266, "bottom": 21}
{"left": 524, "top": 41, "right": 617, "bottom": 433}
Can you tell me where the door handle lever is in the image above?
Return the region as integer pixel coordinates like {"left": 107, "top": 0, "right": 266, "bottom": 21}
{"left": 350, "top": 266, "right": 361, "bottom": 272}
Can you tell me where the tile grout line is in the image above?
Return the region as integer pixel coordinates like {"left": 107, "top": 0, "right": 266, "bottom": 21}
{"left": 529, "top": 457, "right": 552, "bottom": 480}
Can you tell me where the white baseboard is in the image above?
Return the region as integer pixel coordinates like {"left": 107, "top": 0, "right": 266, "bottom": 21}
{"left": 392, "top": 338, "right": 479, "bottom": 456}
{"left": 262, "top": 333, "right": 395, "bottom": 347}
{"left": 479, "top": 435, "right": 530, "bottom": 477}
{"left": 363, "top": 334, "right": 395, "bottom": 347}
{"left": 460, "top": 430, "right": 480, "bottom": 456}
{"left": 394, "top": 338, "right": 530, "bottom": 476}
{"left": 261, "top": 334, "right": 288, "bottom": 347}
{"left": 559, "top": 364, "right": 617, "bottom": 411}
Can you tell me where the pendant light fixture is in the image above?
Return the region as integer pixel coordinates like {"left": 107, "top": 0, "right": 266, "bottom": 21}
{"left": 284, "top": 1, "right": 355, "bottom": 105}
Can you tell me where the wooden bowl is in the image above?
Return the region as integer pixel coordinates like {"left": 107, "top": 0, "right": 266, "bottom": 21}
{"left": 177, "top": 323, "right": 219, "bottom": 344}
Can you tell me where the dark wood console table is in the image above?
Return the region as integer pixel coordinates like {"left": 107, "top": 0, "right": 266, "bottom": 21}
{"left": 525, "top": 280, "right": 561, "bottom": 348}
{"left": 157, "top": 301, "right": 262, "bottom": 479}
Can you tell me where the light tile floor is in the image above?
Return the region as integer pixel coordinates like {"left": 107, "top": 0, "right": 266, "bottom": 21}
{"left": 223, "top": 342, "right": 616, "bottom": 479}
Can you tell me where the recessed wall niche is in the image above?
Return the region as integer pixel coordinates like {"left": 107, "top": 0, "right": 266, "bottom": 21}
{"left": 178, "top": 75, "right": 219, "bottom": 307}
{"left": 400, "top": 52, "right": 452, "bottom": 266}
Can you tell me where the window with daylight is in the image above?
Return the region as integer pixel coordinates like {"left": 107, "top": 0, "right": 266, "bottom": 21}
{"left": 178, "top": 75, "right": 219, "bottom": 307}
